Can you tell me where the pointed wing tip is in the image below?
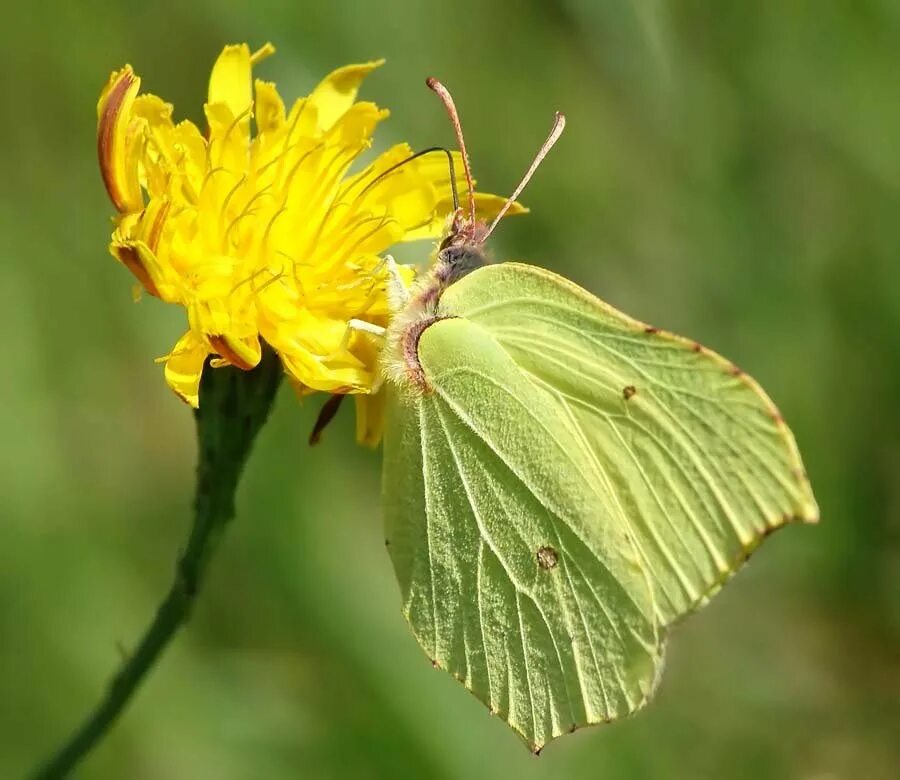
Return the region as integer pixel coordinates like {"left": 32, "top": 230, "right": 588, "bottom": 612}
{"left": 798, "top": 502, "right": 820, "bottom": 524}
{"left": 790, "top": 469, "right": 820, "bottom": 524}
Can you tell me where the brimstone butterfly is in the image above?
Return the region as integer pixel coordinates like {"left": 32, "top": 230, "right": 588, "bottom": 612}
{"left": 375, "top": 79, "right": 819, "bottom": 753}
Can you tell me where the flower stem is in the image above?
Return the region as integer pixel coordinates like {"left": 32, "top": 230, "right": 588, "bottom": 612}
{"left": 32, "top": 351, "right": 283, "bottom": 779}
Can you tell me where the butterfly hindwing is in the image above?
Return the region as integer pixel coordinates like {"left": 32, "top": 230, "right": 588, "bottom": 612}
{"left": 384, "top": 314, "right": 663, "bottom": 751}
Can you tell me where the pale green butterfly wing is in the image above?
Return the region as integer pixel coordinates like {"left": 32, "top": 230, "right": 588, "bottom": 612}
{"left": 383, "top": 261, "right": 817, "bottom": 750}
{"left": 435, "top": 262, "right": 819, "bottom": 625}
{"left": 383, "top": 317, "right": 664, "bottom": 752}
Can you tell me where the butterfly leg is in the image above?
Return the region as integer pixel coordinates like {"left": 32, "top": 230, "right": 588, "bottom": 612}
{"left": 347, "top": 318, "right": 387, "bottom": 338}
{"left": 323, "top": 318, "right": 387, "bottom": 364}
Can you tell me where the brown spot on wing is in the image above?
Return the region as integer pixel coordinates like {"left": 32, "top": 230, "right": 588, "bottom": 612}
{"left": 536, "top": 545, "right": 559, "bottom": 569}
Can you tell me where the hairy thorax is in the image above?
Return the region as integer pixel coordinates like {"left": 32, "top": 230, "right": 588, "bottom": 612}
{"left": 382, "top": 242, "right": 488, "bottom": 394}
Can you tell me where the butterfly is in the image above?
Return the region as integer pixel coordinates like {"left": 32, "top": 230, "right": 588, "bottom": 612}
{"left": 337, "top": 78, "right": 818, "bottom": 753}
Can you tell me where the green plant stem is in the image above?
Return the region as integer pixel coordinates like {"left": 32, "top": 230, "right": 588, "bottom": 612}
{"left": 32, "top": 350, "right": 283, "bottom": 780}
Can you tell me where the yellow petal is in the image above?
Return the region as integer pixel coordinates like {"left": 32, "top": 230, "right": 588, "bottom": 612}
{"left": 470, "top": 192, "right": 528, "bottom": 221}
{"left": 132, "top": 93, "right": 173, "bottom": 126}
{"left": 130, "top": 94, "right": 176, "bottom": 196}
{"left": 204, "top": 101, "right": 250, "bottom": 173}
{"left": 169, "top": 120, "right": 207, "bottom": 202}
{"left": 278, "top": 345, "right": 370, "bottom": 394}
{"left": 338, "top": 142, "right": 413, "bottom": 200}
{"left": 284, "top": 96, "right": 319, "bottom": 139}
{"left": 208, "top": 43, "right": 252, "bottom": 121}
{"left": 354, "top": 392, "right": 385, "bottom": 447}
{"left": 324, "top": 101, "right": 388, "bottom": 145}
{"left": 309, "top": 60, "right": 384, "bottom": 132}
{"left": 401, "top": 193, "right": 528, "bottom": 242}
{"left": 110, "top": 200, "right": 181, "bottom": 300}
{"left": 349, "top": 147, "right": 525, "bottom": 243}
{"left": 207, "top": 333, "right": 261, "bottom": 371}
{"left": 109, "top": 234, "right": 177, "bottom": 300}
{"left": 97, "top": 66, "right": 144, "bottom": 213}
{"left": 254, "top": 79, "right": 285, "bottom": 134}
{"left": 111, "top": 244, "right": 160, "bottom": 298}
{"left": 164, "top": 331, "right": 208, "bottom": 407}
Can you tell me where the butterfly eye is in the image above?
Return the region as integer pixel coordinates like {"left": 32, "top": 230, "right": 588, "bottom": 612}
{"left": 438, "top": 244, "right": 487, "bottom": 285}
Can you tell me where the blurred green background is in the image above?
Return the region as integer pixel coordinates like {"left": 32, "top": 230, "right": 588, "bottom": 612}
{"left": 2, "top": 1, "right": 898, "bottom": 777}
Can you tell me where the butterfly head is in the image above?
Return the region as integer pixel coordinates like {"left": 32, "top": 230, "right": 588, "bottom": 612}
{"left": 442, "top": 209, "right": 488, "bottom": 250}
{"left": 426, "top": 76, "right": 565, "bottom": 286}
{"left": 429, "top": 204, "right": 488, "bottom": 285}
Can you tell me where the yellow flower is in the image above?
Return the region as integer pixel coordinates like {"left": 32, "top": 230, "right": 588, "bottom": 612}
{"left": 97, "top": 43, "right": 521, "bottom": 444}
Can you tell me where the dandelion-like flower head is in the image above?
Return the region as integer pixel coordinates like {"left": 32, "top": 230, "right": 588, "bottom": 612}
{"left": 97, "top": 43, "right": 518, "bottom": 442}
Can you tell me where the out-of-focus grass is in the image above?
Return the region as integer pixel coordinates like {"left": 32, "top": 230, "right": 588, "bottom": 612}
{"left": 1, "top": 1, "right": 898, "bottom": 777}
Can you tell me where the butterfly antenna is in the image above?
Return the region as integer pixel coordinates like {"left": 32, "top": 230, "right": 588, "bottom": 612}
{"left": 357, "top": 146, "right": 459, "bottom": 211}
{"left": 483, "top": 111, "right": 566, "bottom": 242}
{"left": 426, "top": 77, "right": 476, "bottom": 223}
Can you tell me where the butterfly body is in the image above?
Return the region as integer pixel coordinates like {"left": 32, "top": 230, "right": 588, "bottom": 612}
{"left": 383, "top": 219, "right": 489, "bottom": 392}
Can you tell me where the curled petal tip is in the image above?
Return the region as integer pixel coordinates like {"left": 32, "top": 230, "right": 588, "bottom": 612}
{"left": 310, "top": 59, "right": 387, "bottom": 131}
{"left": 112, "top": 244, "right": 161, "bottom": 298}
{"left": 207, "top": 335, "right": 261, "bottom": 371}
{"left": 97, "top": 66, "right": 144, "bottom": 213}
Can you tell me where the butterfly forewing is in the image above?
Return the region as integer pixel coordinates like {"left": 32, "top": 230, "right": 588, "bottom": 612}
{"left": 437, "top": 262, "right": 819, "bottom": 626}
